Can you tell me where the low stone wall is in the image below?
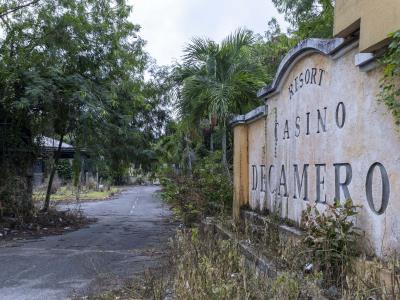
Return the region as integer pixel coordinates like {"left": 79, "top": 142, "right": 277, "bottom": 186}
{"left": 201, "top": 217, "right": 278, "bottom": 278}
{"left": 202, "top": 210, "right": 400, "bottom": 298}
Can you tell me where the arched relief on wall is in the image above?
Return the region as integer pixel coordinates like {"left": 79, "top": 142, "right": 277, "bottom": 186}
{"left": 257, "top": 38, "right": 346, "bottom": 99}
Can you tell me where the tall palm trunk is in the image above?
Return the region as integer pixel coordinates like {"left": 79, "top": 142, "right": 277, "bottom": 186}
{"left": 187, "top": 148, "right": 192, "bottom": 175}
{"left": 185, "top": 133, "right": 192, "bottom": 176}
{"left": 221, "top": 126, "right": 231, "bottom": 182}
{"left": 210, "top": 114, "right": 217, "bottom": 152}
{"left": 210, "top": 131, "right": 214, "bottom": 152}
{"left": 222, "top": 127, "right": 227, "bottom": 165}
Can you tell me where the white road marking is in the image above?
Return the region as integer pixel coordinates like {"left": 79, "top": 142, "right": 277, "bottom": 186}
{"left": 130, "top": 195, "right": 139, "bottom": 215}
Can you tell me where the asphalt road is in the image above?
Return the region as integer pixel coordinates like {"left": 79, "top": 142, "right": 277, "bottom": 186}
{"left": 0, "top": 185, "right": 176, "bottom": 300}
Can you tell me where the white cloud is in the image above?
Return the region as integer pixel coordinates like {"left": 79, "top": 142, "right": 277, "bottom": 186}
{"left": 129, "top": 0, "right": 288, "bottom": 66}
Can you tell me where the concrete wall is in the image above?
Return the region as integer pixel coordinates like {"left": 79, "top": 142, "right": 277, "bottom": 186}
{"left": 233, "top": 124, "right": 249, "bottom": 218}
{"left": 232, "top": 43, "right": 400, "bottom": 256}
{"left": 248, "top": 118, "right": 266, "bottom": 211}
{"left": 334, "top": 0, "right": 400, "bottom": 52}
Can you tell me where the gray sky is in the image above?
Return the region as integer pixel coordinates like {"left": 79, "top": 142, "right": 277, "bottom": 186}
{"left": 129, "top": 0, "right": 288, "bottom": 66}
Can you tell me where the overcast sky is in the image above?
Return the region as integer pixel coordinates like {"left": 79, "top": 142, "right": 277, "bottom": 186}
{"left": 129, "top": 0, "right": 288, "bottom": 66}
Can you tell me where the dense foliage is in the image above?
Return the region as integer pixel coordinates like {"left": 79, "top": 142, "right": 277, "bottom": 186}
{"left": 161, "top": 151, "right": 232, "bottom": 225}
{"left": 156, "top": 1, "right": 336, "bottom": 215}
{"left": 302, "top": 200, "right": 361, "bottom": 288}
{"left": 0, "top": 0, "right": 171, "bottom": 215}
{"left": 175, "top": 29, "right": 265, "bottom": 173}
{"left": 0, "top": 0, "right": 338, "bottom": 217}
{"left": 380, "top": 30, "right": 400, "bottom": 124}
{"left": 273, "top": 0, "right": 334, "bottom": 39}
{"left": 2, "top": 1, "right": 400, "bottom": 298}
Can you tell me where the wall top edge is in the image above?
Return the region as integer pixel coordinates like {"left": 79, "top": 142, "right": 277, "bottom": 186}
{"left": 230, "top": 105, "right": 266, "bottom": 127}
{"left": 257, "top": 38, "right": 346, "bottom": 99}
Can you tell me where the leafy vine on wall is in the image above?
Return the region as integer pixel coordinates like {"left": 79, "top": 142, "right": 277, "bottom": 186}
{"left": 380, "top": 30, "right": 400, "bottom": 124}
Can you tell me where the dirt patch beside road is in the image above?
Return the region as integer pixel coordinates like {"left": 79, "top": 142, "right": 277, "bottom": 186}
{"left": 0, "top": 208, "right": 95, "bottom": 242}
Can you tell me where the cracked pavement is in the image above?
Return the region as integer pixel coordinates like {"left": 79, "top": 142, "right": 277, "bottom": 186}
{"left": 0, "top": 185, "right": 176, "bottom": 300}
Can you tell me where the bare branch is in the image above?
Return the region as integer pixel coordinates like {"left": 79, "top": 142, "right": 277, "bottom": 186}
{"left": 0, "top": 0, "right": 40, "bottom": 18}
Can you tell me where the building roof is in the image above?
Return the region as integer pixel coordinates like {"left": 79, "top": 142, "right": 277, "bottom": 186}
{"left": 334, "top": 0, "right": 400, "bottom": 52}
{"left": 38, "top": 137, "right": 75, "bottom": 159}
{"left": 40, "top": 137, "right": 74, "bottom": 149}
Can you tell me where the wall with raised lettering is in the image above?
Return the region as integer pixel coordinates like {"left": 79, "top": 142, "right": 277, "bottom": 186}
{"left": 234, "top": 41, "right": 400, "bottom": 256}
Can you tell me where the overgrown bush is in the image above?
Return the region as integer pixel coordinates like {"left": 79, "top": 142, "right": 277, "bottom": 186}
{"left": 172, "top": 229, "right": 255, "bottom": 299}
{"left": 56, "top": 160, "right": 73, "bottom": 181}
{"left": 171, "top": 229, "right": 316, "bottom": 299}
{"left": 160, "top": 151, "right": 232, "bottom": 224}
{"left": 170, "top": 229, "right": 321, "bottom": 299}
{"left": 0, "top": 161, "right": 35, "bottom": 219}
{"left": 301, "top": 199, "right": 361, "bottom": 289}
{"left": 159, "top": 175, "right": 203, "bottom": 225}
{"left": 193, "top": 152, "right": 233, "bottom": 213}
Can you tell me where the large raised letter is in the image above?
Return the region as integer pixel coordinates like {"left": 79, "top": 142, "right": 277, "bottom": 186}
{"left": 294, "top": 164, "right": 309, "bottom": 201}
{"left": 299, "top": 72, "right": 304, "bottom": 88}
{"left": 334, "top": 163, "right": 352, "bottom": 202}
{"left": 295, "top": 116, "right": 301, "bottom": 137}
{"left": 283, "top": 120, "right": 290, "bottom": 140}
{"left": 315, "top": 164, "right": 327, "bottom": 204}
{"left": 278, "top": 165, "right": 288, "bottom": 197}
{"left": 317, "top": 107, "right": 327, "bottom": 133}
{"left": 289, "top": 84, "right": 294, "bottom": 99}
{"left": 252, "top": 165, "right": 258, "bottom": 191}
{"left": 268, "top": 165, "right": 276, "bottom": 194}
{"left": 305, "top": 69, "right": 311, "bottom": 84}
{"left": 311, "top": 68, "right": 317, "bottom": 84}
{"left": 366, "top": 163, "right": 390, "bottom": 215}
{"left": 318, "top": 69, "right": 325, "bottom": 86}
{"left": 335, "top": 102, "right": 346, "bottom": 129}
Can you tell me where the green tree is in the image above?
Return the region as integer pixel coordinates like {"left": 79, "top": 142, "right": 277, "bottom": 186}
{"left": 0, "top": 0, "right": 151, "bottom": 212}
{"left": 155, "top": 120, "right": 196, "bottom": 173}
{"left": 0, "top": 0, "right": 39, "bottom": 18}
{"left": 176, "top": 29, "right": 265, "bottom": 175}
{"left": 272, "top": 0, "right": 334, "bottom": 39}
{"left": 379, "top": 31, "right": 400, "bottom": 124}
{"left": 253, "top": 18, "right": 298, "bottom": 85}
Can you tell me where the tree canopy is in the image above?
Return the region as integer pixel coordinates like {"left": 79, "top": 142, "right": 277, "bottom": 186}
{"left": 272, "top": 0, "right": 334, "bottom": 39}
{"left": 0, "top": 0, "right": 171, "bottom": 214}
{"left": 0, "top": 0, "right": 337, "bottom": 217}
{"left": 174, "top": 29, "right": 265, "bottom": 171}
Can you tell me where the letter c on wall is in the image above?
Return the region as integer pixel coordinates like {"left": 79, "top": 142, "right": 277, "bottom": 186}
{"left": 268, "top": 165, "right": 276, "bottom": 194}
{"left": 365, "top": 162, "right": 390, "bottom": 215}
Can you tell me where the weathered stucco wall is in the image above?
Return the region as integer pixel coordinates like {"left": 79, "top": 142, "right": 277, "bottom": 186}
{"left": 248, "top": 118, "right": 266, "bottom": 211}
{"left": 238, "top": 45, "right": 400, "bottom": 256}
{"left": 233, "top": 124, "right": 249, "bottom": 218}
{"left": 334, "top": 0, "right": 400, "bottom": 52}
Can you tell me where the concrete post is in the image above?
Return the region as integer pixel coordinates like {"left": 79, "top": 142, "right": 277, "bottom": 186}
{"left": 232, "top": 123, "right": 249, "bottom": 219}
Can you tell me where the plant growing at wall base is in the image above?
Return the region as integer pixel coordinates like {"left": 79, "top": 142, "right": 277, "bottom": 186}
{"left": 301, "top": 199, "right": 361, "bottom": 289}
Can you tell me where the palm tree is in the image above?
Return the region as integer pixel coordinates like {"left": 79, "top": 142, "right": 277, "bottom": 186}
{"left": 154, "top": 120, "right": 198, "bottom": 175}
{"left": 176, "top": 28, "right": 265, "bottom": 176}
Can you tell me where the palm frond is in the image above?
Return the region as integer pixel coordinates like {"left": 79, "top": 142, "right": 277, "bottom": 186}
{"left": 183, "top": 37, "right": 218, "bottom": 66}
{"left": 176, "top": 28, "right": 265, "bottom": 125}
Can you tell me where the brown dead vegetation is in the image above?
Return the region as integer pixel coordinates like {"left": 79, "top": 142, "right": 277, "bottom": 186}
{"left": 0, "top": 207, "right": 95, "bottom": 241}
